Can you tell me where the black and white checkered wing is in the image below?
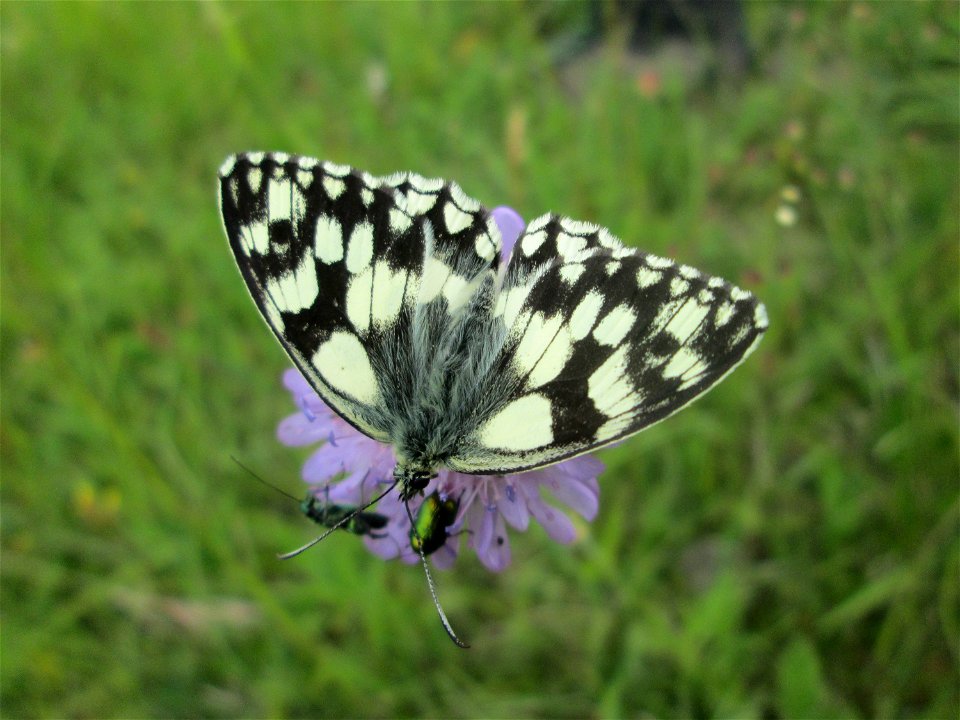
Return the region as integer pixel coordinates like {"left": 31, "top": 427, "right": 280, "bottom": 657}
{"left": 447, "top": 214, "right": 768, "bottom": 473}
{"left": 218, "top": 152, "right": 500, "bottom": 443}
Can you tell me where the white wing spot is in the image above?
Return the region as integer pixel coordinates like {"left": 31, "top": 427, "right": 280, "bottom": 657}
{"left": 247, "top": 167, "right": 263, "bottom": 195}
{"left": 663, "top": 346, "right": 706, "bottom": 383}
{"left": 474, "top": 229, "right": 496, "bottom": 261}
{"left": 270, "top": 152, "right": 290, "bottom": 164}
{"left": 598, "top": 229, "right": 620, "bottom": 249}
{"left": 679, "top": 264, "right": 701, "bottom": 280}
{"left": 646, "top": 254, "right": 674, "bottom": 269}
{"left": 371, "top": 262, "right": 408, "bottom": 327}
{"left": 297, "top": 169, "right": 313, "bottom": 188}
{"left": 243, "top": 219, "right": 269, "bottom": 255}
{"left": 267, "top": 177, "right": 294, "bottom": 223}
{"left": 346, "top": 221, "right": 374, "bottom": 274}
{"left": 323, "top": 161, "right": 351, "bottom": 178}
{"left": 486, "top": 217, "right": 501, "bottom": 242}
{"left": 559, "top": 263, "right": 586, "bottom": 284}
{"left": 246, "top": 152, "right": 265, "bottom": 165}
{"left": 521, "top": 230, "right": 548, "bottom": 256}
{"left": 643, "top": 351, "right": 671, "bottom": 368}
{"left": 754, "top": 303, "right": 769, "bottom": 329}
{"left": 556, "top": 232, "right": 588, "bottom": 262}
{"left": 226, "top": 178, "right": 240, "bottom": 207}
{"left": 670, "top": 277, "right": 690, "bottom": 297}
{"left": 406, "top": 190, "right": 438, "bottom": 215}
{"left": 637, "top": 266, "right": 662, "bottom": 288}
{"left": 698, "top": 288, "right": 715, "bottom": 304}
{"left": 588, "top": 345, "right": 639, "bottom": 417}
{"left": 409, "top": 174, "right": 444, "bottom": 193}
{"left": 478, "top": 394, "right": 554, "bottom": 451}
{"left": 649, "top": 298, "right": 685, "bottom": 336}
{"left": 443, "top": 201, "right": 473, "bottom": 234}
{"left": 525, "top": 214, "right": 551, "bottom": 234}
{"left": 312, "top": 331, "right": 380, "bottom": 404}
{"left": 605, "top": 261, "right": 621, "bottom": 275}
{"left": 323, "top": 176, "right": 346, "bottom": 200}
{"left": 708, "top": 276, "right": 725, "bottom": 289}
{"left": 664, "top": 297, "right": 711, "bottom": 342}
{"left": 730, "top": 323, "right": 750, "bottom": 346}
{"left": 345, "top": 267, "right": 373, "bottom": 333}
{"left": 569, "top": 291, "right": 604, "bottom": 340}
{"left": 499, "top": 280, "right": 537, "bottom": 327}
{"left": 731, "top": 286, "right": 751, "bottom": 302}
{"left": 218, "top": 156, "right": 238, "bottom": 177}
{"left": 266, "top": 257, "right": 319, "bottom": 314}
{"left": 593, "top": 304, "right": 637, "bottom": 347}
{"left": 449, "top": 183, "right": 480, "bottom": 212}
{"left": 714, "top": 301, "right": 735, "bottom": 327}
{"left": 389, "top": 208, "right": 413, "bottom": 233}
{"left": 295, "top": 156, "right": 318, "bottom": 170}
{"left": 528, "top": 325, "right": 573, "bottom": 387}
{"left": 596, "top": 415, "right": 634, "bottom": 440}
{"left": 381, "top": 171, "right": 407, "bottom": 186}
{"left": 361, "top": 188, "right": 374, "bottom": 207}
{"left": 314, "top": 215, "right": 344, "bottom": 264}
{"left": 418, "top": 255, "right": 452, "bottom": 304}
{"left": 678, "top": 361, "right": 711, "bottom": 390}
{"left": 513, "top": 312, "right": 563, "bottom": 378}
{"left": 560, "top": 218, "right": 599, "bottom": 235}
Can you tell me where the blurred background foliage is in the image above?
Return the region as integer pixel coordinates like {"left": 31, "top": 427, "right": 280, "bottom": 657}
{"left": 2, "top": 2, "right": 957, "bottom": 718}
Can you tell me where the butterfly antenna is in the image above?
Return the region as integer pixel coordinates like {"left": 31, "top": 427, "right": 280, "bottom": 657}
{"left": 278, "top": 480, "right": 398, "bottom": 560}
{"left": 404, "top": 500, "right": 469, "bottom": 649}
{"left": 230, "top": 455, "right": 302, "bottom": 503}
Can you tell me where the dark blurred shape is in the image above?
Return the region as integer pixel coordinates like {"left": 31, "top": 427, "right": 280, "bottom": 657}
{"left": 576, "top": 0, "right": 753, "bottom": 79}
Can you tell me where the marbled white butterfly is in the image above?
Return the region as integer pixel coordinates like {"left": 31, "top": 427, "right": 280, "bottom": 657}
{"left": 219, "top": 152, "right": 768, "bottom": 643}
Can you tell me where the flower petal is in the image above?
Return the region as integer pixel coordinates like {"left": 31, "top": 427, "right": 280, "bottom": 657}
{"left": 475, "top": 511, "right": 511, "bottom": 572}
{"left": 491, "top": 206, "right": 525, "bottom": 260}
{"left": 523, "top": 487, "right": 576, "bottom": 544}
{"left": 282, "top": 367, "right": 313, "bottom": 396}
{"left": 276, "top": 412, "right": 330, "bottom": 446}
{"left": 544, "top": 473, "right": 599, "bottom": 521}
{"left": 496, "top": 482, "right": 530, "bottom": 530}
{"left": 430, "top": 541, "right": 459, "bottom": 570}
{"left": 556, "top": 454, "right": 605, "bottom": 483}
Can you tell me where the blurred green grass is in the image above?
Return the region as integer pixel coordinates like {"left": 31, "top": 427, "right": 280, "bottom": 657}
{"left": 1, "top": 2, "right": 957, "bottom": 718}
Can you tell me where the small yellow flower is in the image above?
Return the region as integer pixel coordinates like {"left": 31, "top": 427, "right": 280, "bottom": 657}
{"left": 780, "top": 185, "right": 801, "bottom": 203}
{"left": 73, "top": 480, "right": 121, "bottom": 527}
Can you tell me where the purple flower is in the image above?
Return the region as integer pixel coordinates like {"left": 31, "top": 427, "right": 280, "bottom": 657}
{"left": 275, "top": 206, "right": 605, "bottom": 571}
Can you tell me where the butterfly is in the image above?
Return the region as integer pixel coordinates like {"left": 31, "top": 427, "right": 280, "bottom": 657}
{"left": 219, "top": 151, "right": 768, "bottom": 645}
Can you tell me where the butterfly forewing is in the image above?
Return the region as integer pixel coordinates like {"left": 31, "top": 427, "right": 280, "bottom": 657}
{"left": 220, "top": 153, "right": 425, "bottom": 441}
{"left": 447, "top": 214, "right": 768, "bottom": 473}
{"left": 219, "top": 152, "right": 502, "bottom": 446}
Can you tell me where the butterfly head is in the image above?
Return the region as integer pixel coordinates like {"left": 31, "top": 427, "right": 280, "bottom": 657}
{"left": 393, "top": 464, "right": 436, "bottom": 502}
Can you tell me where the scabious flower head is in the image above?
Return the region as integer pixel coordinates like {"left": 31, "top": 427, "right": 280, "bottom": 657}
{"left": 275, "top": 206, "right": 604, "bottom": 571}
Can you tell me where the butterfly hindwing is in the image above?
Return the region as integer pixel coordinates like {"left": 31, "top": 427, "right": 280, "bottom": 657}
{"left": 447, "top": 214, "right": 768, "bottom": 473}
